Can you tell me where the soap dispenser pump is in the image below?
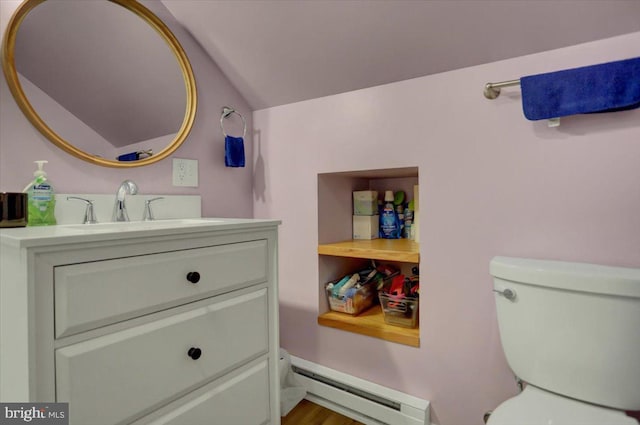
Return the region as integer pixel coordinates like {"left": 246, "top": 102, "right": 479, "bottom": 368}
{"left": 23, "top": 160, "right": 57, "bottom": 226}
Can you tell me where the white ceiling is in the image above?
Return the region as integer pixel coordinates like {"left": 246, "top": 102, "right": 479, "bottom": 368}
{"left": 162, "top": 0, "right": 640, "bottom": 110}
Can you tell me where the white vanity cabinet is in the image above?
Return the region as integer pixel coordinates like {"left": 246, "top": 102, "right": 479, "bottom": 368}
{"left": 0, "top": 219, "right": 281, "bottom": 425}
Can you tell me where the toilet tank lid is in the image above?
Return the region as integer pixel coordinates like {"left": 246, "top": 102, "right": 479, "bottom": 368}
{"left": 490, "top": 256, "right": 640, "bottom": 298}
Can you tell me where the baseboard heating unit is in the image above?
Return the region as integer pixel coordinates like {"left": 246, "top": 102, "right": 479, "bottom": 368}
{"left": 290, "top": 356, "right": 430, "bottom": 425}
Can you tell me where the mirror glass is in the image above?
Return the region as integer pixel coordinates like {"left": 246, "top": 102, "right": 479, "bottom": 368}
{"left": 2, "top": 0, "right": 197, "bottom": 167}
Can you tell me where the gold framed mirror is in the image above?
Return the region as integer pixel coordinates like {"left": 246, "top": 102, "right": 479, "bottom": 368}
{"left": 1, "top": 0, "right": 197, "bottom": 168}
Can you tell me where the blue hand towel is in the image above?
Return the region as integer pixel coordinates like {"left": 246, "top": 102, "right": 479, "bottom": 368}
{"left": 225, "top": 135, "right": 245, "bottom": 167}
{"left": 117, "top": 152, "right": 139, "bottom": 161}
{"left": 521, "top": 57, "right": 640, "bottom": 121}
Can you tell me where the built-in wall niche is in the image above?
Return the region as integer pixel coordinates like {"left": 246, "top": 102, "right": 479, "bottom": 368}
{"left": 317, "top": 167, "right": 420, "bottom": 347}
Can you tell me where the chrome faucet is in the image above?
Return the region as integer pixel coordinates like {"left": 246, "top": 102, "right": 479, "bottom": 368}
{"left": 142, "top": 197, "right": 164, "bottom": 221}
{"left": 112, "top": 180, "right": 139, "bottom": 222}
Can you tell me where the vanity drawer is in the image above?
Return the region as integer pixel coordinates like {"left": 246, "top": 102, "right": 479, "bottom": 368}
{"left": 56, "top": 289, "right": 268, "bottom": 425}
{"left": 54, "top": 240, "right": 267, "bottom": 337}
{"left": 132, "top": 360, "right": 270, "bottom": 425}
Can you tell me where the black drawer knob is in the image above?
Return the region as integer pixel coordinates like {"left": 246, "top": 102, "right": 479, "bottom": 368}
{"left": 188, "top": 347, "right": 202, "bottom": 360}
{"left": 186, "top": 271, "right": 200, "bottom": 284}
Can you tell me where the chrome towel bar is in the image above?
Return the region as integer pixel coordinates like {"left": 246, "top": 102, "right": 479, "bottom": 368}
{"left": 484, "top": 79, "right": 520, "bottom": 99}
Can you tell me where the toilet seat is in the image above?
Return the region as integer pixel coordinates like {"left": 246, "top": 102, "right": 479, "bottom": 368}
{"left": 487, "top": 385, "right": 638, "bottom": 425}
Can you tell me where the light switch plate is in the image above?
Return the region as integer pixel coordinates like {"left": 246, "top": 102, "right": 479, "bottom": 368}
{"left": 172, "top": 158, "right": 198, "bottom": 187}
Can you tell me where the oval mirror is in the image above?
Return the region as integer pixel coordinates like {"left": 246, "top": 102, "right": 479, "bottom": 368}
{"left": 1, "top": 0, "right": 197, "bottom": 168}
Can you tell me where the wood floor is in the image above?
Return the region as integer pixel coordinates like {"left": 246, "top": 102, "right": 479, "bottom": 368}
{"left": 281, "top": 399, "right": 364, "bottom": 425}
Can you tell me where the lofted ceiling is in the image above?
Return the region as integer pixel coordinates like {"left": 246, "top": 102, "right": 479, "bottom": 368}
{"left": 5, "top": 0, "right": 639, "bottom": 149}
{"left": 162, "top": 0, "right": 640, "bottom": 110}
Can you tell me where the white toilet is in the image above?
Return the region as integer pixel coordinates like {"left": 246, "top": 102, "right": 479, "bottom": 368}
{"left": 488, "top": 256, "right": 640, "bottom": 425}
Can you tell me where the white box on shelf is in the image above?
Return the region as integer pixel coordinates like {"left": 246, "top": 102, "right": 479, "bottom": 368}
{"left": 353, "top": 215, "right": 379, "bottom": 240}
{"left": 353, "top": 191, "right": 378, "bottom": 215}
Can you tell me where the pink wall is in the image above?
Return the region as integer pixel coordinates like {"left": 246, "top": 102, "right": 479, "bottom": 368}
{"left": 0, "top": 1, "right": 254, "bottom": 218}
{"left": 253, "top": 33, "right": 640, "bottom": 425}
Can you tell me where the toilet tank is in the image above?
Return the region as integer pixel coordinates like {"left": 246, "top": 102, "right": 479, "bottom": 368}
{"left": 490, "top": 256, "right": 640, "bottom": 411}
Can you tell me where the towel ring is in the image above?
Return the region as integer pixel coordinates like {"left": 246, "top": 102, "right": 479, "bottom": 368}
{"left": 220, "top": 106, "right": 246, "bottom": 139}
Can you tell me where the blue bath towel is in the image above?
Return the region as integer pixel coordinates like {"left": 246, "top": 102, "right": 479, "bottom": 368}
{"left": 225, "top": 135, "right": 245, "bottom": 167}
{"left": 521, "top": 57, "right": 640, "bottom": 120}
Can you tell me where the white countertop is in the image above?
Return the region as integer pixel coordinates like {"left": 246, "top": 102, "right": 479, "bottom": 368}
{"left": 0, "top": 218, "right": 281, "bottom": 248}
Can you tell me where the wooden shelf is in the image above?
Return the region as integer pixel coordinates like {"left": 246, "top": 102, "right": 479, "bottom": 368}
{"left": 318, "top": 305, "right": 419, "bottom": 347}
{"left": 318, "top": 239, "right": 419, "bottom": 263}
{"left": 318, "top": 239, "right": 420, "bottom": 346}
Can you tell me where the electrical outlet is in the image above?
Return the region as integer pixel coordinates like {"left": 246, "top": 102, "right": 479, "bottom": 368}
{"left": 172, "top": 158, "right": 198, "bottom": 187}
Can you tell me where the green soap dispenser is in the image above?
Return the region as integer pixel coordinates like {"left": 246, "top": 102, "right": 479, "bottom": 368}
{"left": 23, "top": 160, "right": 57, "bottom": 226}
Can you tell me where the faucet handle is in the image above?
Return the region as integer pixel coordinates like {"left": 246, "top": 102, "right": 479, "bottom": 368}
{"left": 142, "top": 197, "right": 164, "bottom": 221}
{"left": 67, "top": 197, "right": 98, "bottom": 224}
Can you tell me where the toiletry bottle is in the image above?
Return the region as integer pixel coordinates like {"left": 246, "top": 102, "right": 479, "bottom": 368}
{"left": 380, "top": 191, "right": 400, "bottom": 239}
{"left": 404, "top": 201, "right": 414, "bottom": 239}
{"left": 396, "top": 203, "right": 405, "bottom": 236}
{"left": 394, "top": 191, "right": 406, "bottom": 237}
{"left": 24, "top": 160, "right": 57, "bottom": 226}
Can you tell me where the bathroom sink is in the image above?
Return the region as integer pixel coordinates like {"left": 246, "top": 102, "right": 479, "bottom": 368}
{"left": 63, "top": 218, "right": 224, "bottom": 232}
